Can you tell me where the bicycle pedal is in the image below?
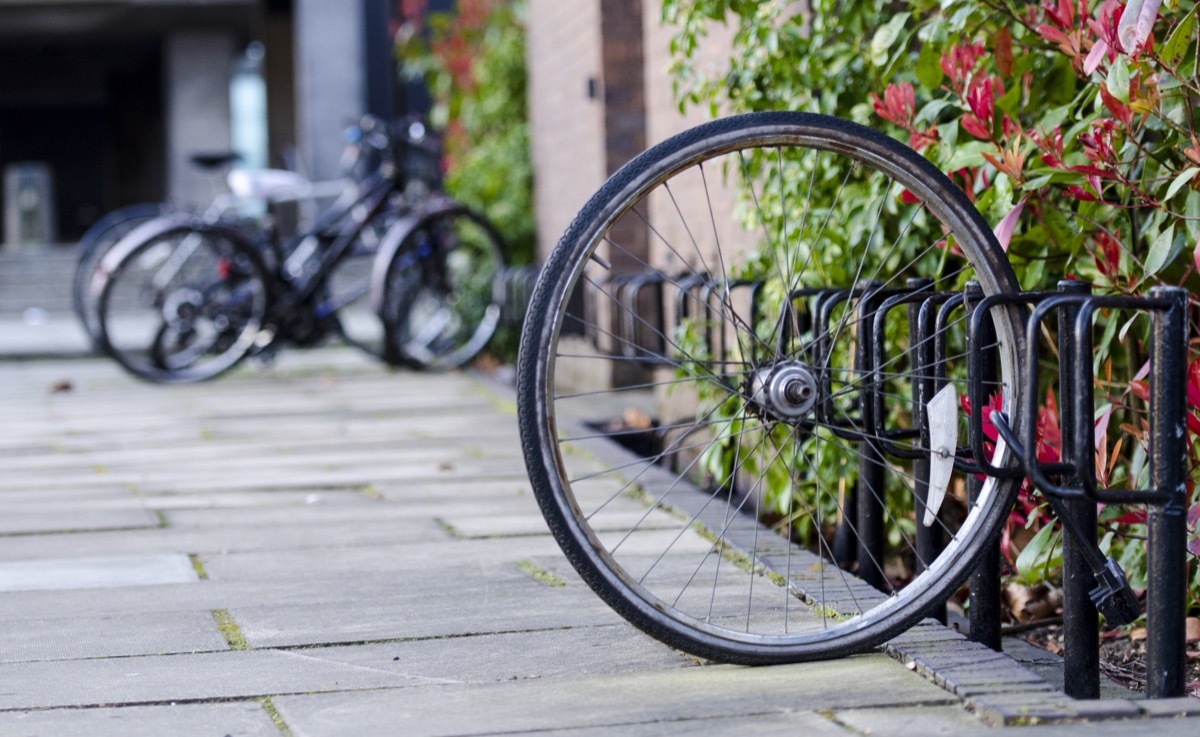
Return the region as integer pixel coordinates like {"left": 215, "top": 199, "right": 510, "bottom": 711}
{"left": 1089, "top": 557, "right": 1140, "bottom": 627}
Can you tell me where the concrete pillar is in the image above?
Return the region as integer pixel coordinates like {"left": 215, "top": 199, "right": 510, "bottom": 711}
{"left": 293, "top": 0, "right": 366, "bottom": 181}
{"left": 164, "top": 32, "right": 236, "bottom": 208}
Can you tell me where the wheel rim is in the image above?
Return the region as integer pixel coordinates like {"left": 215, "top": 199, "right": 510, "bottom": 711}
{"left": 523, "top": 113, "right": 1025, "bottom": 660}
{"left": 99, "top": 229, "right": 267, "bottom": 382}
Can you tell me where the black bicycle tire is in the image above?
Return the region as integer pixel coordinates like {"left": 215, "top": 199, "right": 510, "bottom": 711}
{"left": 73, "top": 202, "right": 179, "bottom": 347}
{"left": 95, "top": 218, "right": 274, "bottom": 384}
{"left": 517, "top": 111, "right": 1028, "bottom": 664}
{"left": 380, "top": 205, "right": 504, "bottom": 370}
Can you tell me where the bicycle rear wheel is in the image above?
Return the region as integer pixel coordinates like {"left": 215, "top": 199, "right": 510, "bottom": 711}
{"left": 517, "top": 112, "right": 1027, "bottom": 663}
{"left": 376, "top": 204, "right": 503, "bottom": 370}
{"left": 95, "top": 218, "right": 272, "bottom": 383}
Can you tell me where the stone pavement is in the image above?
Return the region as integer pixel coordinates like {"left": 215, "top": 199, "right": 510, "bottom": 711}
{"left": 0, "top": 347, "right": 1197, "bottom": 736}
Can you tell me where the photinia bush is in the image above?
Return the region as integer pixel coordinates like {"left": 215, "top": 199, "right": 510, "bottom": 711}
{"left": 664, "top": 0, "right": 1200, "bottom": 615}
{"left": 395, "top": 0, "right": 535, "bottom": 267}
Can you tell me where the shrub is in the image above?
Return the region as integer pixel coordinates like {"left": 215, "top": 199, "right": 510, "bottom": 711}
{"left": 663, "top": 0, "right": 1200, "bottom": 613}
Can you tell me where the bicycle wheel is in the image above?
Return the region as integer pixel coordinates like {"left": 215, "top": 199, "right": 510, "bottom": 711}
{"left": 376, "top": 204, "right": 503, "bottom": 370}
{"left": 94, "top": 218, "right": 272, "bottom": 383}
{"left": 517, "top": 111, "right": 1028, "bottom": 663}
{"left": 325, "top": 206, "right": 402, "bottom": 357}
{"left": 74, "top": 202, "right": 178, "bottom": 349}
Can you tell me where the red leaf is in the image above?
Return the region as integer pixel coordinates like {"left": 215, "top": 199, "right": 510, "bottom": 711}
{"left": 1117, "top": 0, "right": 1161, "bottom": 53}
{"left": 1100, "top": 85, "right": 1132, "bottom": 125}
{"left": 1187, "top": 412, "right": 1200, "bottom": 435}
{"left": 996, "top": 27, "right": 1014, "bottom": 76}
{"left": 962, "top": 114, "right": 992, "bottom": 140}
{"left": 993, "top": 200, "right": 1026, "bottom": 252}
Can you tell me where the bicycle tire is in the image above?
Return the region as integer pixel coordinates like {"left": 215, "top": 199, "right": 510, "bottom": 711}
{"left": 376, "top": 204, "right": 504, "bottom": 370}
{"left": 94, "top": 216, "right": 273, "bottom": 383}
{"left": 74, "top": 202, "right": 179, "bottom": 349}
{"left": 517, "top": 111, "right": 1027, "bottom": 664}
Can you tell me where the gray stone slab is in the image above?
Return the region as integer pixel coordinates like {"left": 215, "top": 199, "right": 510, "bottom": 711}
{"left": 143, "top": 489, "right": 378, "bottom": 510}
{"left": 0, "top": 610, "right": 228, "bottom": 662}
{"left": 0, "top": 701, "right": 277, "bottom": 737}
{"left": 0, "top": 554, "right": 197, "bottom": 592}
{"left": 198, "top": 536, "right": 567, "bottom": 581}
{"left": 0, "top": 506, "right": 159, "bottom": 535}
{"left": 274, "top": 657, "right": 956, "bottom": 737}
{"left": 440, "top": 503, "right": 683, "bottom": 539}
{"left": 529, "top": 711, "right": 852, "bottom": 737}
{"left": 0, "top": 560, "right": 588, "bottom": 623}
{"left": 0, "top": 517, "right": 454, "bottom": 563}
{"left": 233, "top": 573, "right": 624, "bottom": 647}
{"left": 161, "top": 496, "right": 543, "bottom": 530}
{"left": 0, "top": 648, "right": 446, "bottom": 710}
{"left": 958, "top": 716, "right": 1200, "bottom": 736}
{"left": 297, "top": 623, "right": 692, "bottom": 683}
{"left": 1137, "top": 697, "right": 1200, "bottom": 718}
{"left": 373, "top": 478, "right": 534, "bottom": 502}
{"left": 832, "top": 705, "right": 985, "bottom": 735}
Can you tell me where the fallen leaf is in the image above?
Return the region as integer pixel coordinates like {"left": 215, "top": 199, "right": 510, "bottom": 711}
{"left": 622, "top": 408, "right": 654, "bottom": 430}
{"left": 1130, "top": 627, "right": 1148, "bottom": 642}
{"left": 1185, "top": 616, "right": 1200, "bottom": 644}
{"left": 48, "top": 380, "right": 73, "bottom": 394}
{"left": 1003, "top": 582, "right": 1062, "bottom": 622}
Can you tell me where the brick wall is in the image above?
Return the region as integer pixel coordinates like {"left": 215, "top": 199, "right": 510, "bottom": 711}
{"left": 526, "top": 0, "right": 606, "bottom": 262}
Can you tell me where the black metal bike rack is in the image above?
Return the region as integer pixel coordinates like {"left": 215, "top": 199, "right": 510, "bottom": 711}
{"left": 549, "top": 267, "right": 1191, "bottom": 699}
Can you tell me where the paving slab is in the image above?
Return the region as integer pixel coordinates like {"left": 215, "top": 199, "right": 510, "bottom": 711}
{"left": 0, "top": 609, "right": 228, "bottom": 662}
{"left": 0, "top": 517, "right": 455, "bottom": 562}
{"left": 832, "top": 705, "right": 986, "bottom": 736}
{"left": 290, "top": 623, "right": 693, "bottom": 682}
{"left": 0, "top": 648, "right": 448, "bottom": 710}
{"left": 0, "top": 505, "right": 159, "bottom": 535}
{"left": 4, "top": 347, "right": 1192, "bottom": 735}
{"left": 231, "top": 571, "right": 625, "bottom": 647}
{"left": 273, "top": 657, "right": 957, "bottom": 737}
{"left": 519, "top": 711, "right": 853, "bottom": 737}
{"left": 0, "top": 701, "right": 278, "bottom": 737}
{"left": 0, "top": 553, "right": 196, "bottom": 592}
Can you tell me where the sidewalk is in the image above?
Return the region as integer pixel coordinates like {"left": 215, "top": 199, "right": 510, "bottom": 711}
{"left": 0, "top": 347, "right": 1196, "bottom": 736}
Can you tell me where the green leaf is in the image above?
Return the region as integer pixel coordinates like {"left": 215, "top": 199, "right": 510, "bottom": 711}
{"left": 1187, "top": 190, "right": 1200, "bottom": 244}
{"left": 1042, "top": 205, "right": 1075, "bottom": 250}
{"left": 915, "top": 43, "right": 945, "bottom": 90}
{"left": 1022, "top": 174, "right": 1054, "bottom": 191}
{"left": 869, "top": 13, "right": 911, "bottom": 67}
{"left": 1107, "top": 57, "right": 1131, "bottom": 103}
{"left": 1045, "top": 55, "right": 1078, "bottom": 104}
{"left": 915, "top": 98, "right": 954, "bottom": 124}
{"left": 1015, "top": 523, "right": 1063, "bottom": 584}
{"left": 1161, "top": 5, "right": 1198, "bottom": 68}
{"left": 943, "top": 140, "right": 992, "bottom": 170}
{"left": 1144, "top": 223, "right": 1175, "bottom": 276}
{"left": 1165, "top": 167, "right": 1199, "bottom": 201}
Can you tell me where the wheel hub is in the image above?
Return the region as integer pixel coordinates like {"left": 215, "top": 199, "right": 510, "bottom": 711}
{"left": 162, "top": 288, "right": 204, "bottom": 323}
{"left": 748, "top": 361, "right": 818, "bottom": 422}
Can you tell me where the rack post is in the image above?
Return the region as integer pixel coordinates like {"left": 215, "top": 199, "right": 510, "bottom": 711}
{"left": 856, "top": 286, "right": 886, "bottom": 590}
{"left": 908, "top": 278, "right": 944, "bottom": 623}
{"left": 1058, "top": 280, "right": 1099, "bottom": 699}
{"left": 1145, "top": 285, "right": 1189, "bottom": 698}
{"left": 966, "top": 283, "right": 1002, "bottom": 650}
